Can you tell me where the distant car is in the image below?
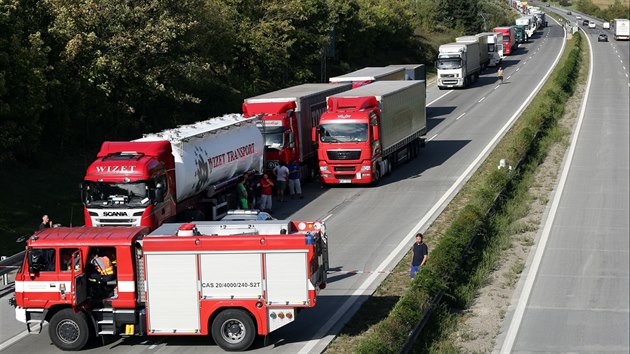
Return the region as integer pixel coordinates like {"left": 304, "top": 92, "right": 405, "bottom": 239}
{"left": 589, "top": 21, "right": 596, "bottom": 28}
{"left": 603, "top": 21, "right": 610, "bottom": 29}
{"left": 598, "top": 33, "right": 608, "bottom": 42}
{"left": 583, "top": 19, "right": 590, "bottom": 26}
{"left": 221, "top": 209, "right": 276, "bottom": 221}
{"left": 567, "top": 11, "right": 572, "bottom": 15}
{"left": 576, "top": 15, "right": 581, "bottom": 20}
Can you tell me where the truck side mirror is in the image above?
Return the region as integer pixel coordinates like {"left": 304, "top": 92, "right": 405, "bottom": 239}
{"left": 372, "top": 126, "right": 379, "bottom": 141}
{"left": 155, "top": 183, "right": 165, "bottom": 203}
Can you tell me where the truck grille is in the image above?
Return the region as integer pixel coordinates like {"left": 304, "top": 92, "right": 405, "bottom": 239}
{"left": 327, "top": 150, "right": 361, "bottom": 160}
{"left": 334, "top": 166, "right": 356, "bottom": 172}
{"left": 440, "top": 74, "right": 456, "bottom": 78}
{"left": 95, "top": 218, "right": 137, "bottom": 227}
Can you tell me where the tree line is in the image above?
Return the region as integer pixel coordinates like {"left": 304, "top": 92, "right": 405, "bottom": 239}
{"left": 1, "top": 0, "right": 513, "bottom": 165}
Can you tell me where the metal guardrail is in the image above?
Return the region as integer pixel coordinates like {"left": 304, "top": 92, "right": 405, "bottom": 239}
{"left": 0, "top": 251, "right": 25, "bottom": 281}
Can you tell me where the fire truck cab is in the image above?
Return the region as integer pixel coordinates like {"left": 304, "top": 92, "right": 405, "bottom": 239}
{"left": 12, "top": 220, "right": 328, "bottom": 351}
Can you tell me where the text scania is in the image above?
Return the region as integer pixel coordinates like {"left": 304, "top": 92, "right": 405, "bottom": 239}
{"left": 103, "top": 211, "right": 129, "bottom": 217}
{"left": 208, "top": 143, "right": 256, "bottom": 169}
{"left": 95, "top": 166, "right": 136, "bottom": 173}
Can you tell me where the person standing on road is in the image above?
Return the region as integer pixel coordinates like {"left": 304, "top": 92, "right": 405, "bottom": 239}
{"left": 288, "top": 160, "right": 303, "bottom": 199}
{"left": 259, "top": 174, "right": 274, "bottom": 212}
{"left": 497, "top": 66, "right": 505, "bottom": 84}
{"left": 236, "top": 174, "right": 249, "bottom": 209}
{"left": 273, "top": 161, "right": 290, "bottom": 202}
{"left": 410, "top": 233, "right": 428, "bottom": 279}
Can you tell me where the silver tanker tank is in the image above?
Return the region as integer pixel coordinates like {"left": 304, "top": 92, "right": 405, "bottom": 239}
{"left": 137, "top": 114, "right": 263, "bottom": 201}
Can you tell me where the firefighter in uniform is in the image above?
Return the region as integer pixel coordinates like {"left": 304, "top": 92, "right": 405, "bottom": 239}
{"left": 89, "top": 250, "right": 115, "bottom": 297}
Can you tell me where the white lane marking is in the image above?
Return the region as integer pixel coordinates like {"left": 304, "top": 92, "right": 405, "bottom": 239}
{"left": 624, "top": 66, "right": 626, "bottom": 71}
{"left": 149, "top": 339, "right": 166, "bottom": 349}
{"left": 0, "top": 330, "right": 30, "bottom": 351}
{"left": 428, "top": 134, "right": 438, "bottom": 142}
{"left": 478, "top": 97, "right": 486, "bottom": 103}
{"left": 516, "top": 67, "right": 520, "bottom": 72}
{"left": 322, "top": 214, "right": 333, "bottom": 222}
{"left": 500, "top": 25, "right": 591, "bottom": 354}
{"left": 299, "top": 20, "right": 568, "bottom": 354}
{"left": 507, "top": 75, "right": 512, "bottom": 80}
{"left": 494, "top": 85, "right": 501, "bottom": 90}
{"left": 428, "top": 90, "right": 453, "bottom": 107}
{"left": 456, "top": 112, "right": 466, "bottom": 120}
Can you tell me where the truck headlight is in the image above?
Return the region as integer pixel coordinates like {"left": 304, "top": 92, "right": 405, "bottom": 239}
{"left": 320, "top": 166, "right": 330, "bottom": 172}
{"left": 360, "top": 165, "right": 371, "bottom": 171}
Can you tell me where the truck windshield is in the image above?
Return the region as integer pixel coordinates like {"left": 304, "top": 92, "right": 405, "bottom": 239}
{"left": 319, "top": 123, "right": 368, "bottom": 143}
{"left": 436, "top": 58, "right": 462, "bottom": 69}
{"left": 83, "top": 181, "right": 150, "bottom": 207}
{"left": 259, "top": 126, "right": 284, "bottom": 149}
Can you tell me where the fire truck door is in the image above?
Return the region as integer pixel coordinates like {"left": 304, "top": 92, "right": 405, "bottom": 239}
{"left": 71, "top": 250, "right": 87, "bottom": 306}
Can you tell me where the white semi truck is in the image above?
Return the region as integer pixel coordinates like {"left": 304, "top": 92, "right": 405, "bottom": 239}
{"left": 436, "top": 42, "right": 481, "bottom": 89}
{"left": 614, "top": 19, "right": 630, "bottom": 40}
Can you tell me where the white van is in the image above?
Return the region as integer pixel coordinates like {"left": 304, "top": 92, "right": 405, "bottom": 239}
{"left": 603, "top": 21, "right": 610, "bottom": 29}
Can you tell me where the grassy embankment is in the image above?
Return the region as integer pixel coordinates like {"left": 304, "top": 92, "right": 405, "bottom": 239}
{"left": 326, "top": 16, "right": 585, "bottom": 354}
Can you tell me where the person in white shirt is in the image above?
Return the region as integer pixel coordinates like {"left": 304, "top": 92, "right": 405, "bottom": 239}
{"left": 273, "top": 161, "right": 290, "bottom": 202}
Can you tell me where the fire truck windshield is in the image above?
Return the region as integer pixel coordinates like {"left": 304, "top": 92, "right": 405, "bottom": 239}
{"left": 437, "top": 57, "right": 462, "bottom": 69}
{"left": 319, "top": 123, "right": 368, "bottom": 143}
{"left": 83, "top": 181, "right": 150, "bottom": 207}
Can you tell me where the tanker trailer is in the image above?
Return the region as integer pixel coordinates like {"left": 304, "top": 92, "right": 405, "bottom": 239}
{"left": 81, "top": 114, "right": 264, "bottom": 230}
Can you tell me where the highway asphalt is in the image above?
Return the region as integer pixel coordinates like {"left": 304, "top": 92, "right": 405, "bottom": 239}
{"left": 496, "top": 9, "right": 630, "bottom": 353}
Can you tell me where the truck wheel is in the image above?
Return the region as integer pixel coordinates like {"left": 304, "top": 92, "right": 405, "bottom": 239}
{"left": 211, "top": 309, "right": 256, "bottom": 351}
{"left": 384, "top": 159, "right": 392, "bottom": 176}
{"left": 49, "top": 308, "right": 91, "bottom": 351}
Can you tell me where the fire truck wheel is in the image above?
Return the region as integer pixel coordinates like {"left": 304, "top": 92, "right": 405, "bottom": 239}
{"left": 49, "top": 308, "right": 91, "bottom": 351}
{"left": 211, "top": 309, "right": 256, "bottom": 351}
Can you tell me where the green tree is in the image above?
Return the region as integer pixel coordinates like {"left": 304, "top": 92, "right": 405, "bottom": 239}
{"left": 0, "top": 0, "right": 50, "bottom": 163}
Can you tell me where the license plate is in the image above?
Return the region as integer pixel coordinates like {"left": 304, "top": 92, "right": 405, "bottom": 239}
{"left": 338, "top": 179, "right": 351, "bottom": 184}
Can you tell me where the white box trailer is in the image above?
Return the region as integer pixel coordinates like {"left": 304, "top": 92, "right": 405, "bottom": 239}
{"left": 457, "top": 35, "right": 490, "bottom": 71}
{"left": 329, "top": 67, "right": 405, "bottom": 87}
{"left": 477, "top": 32, "right": 503, "bottom": 67}
{"left": 614, "top": 19, "right": 630, "bottom": 40}
{"left": 386, "top": 64, "right": 426, "bottom": 81}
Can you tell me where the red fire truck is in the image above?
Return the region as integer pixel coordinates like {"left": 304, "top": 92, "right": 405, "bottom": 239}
{"left": 11, "top": 220, "right": 329, "bottom": 351}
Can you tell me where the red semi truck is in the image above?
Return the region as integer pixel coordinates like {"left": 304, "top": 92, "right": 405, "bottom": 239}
{"left": 242, "top": 83, "right": 352, "bottom": 178}
{"left": 81, "top": 114, "right": 264, "bottom": 231}
{"left": 314, "top": 80, "right": 426, "bottom": 185}
{"left": 493, "top": 26, "right": 518, "bottom": 55}
{"left": 11, "top": 219, "right": 329, "bottom": 351}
